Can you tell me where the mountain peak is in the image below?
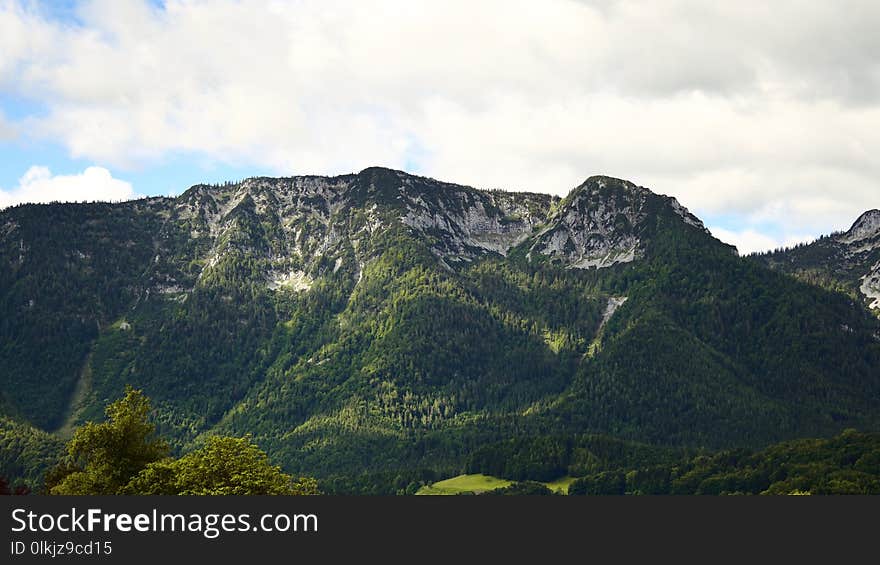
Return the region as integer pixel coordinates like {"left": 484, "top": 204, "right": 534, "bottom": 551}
{"left": 168, "top": 168, "right": 718, "bottom": 271}
{"left": 583, "top": 174, "right": 642, "bottom": 186}
{"left": 839, "top": 209, "right": 880, "bottom": 244}
{"left": 573, "top": 175, "right": 649, "bottom": 197}
{"left": 357, "top": 165, "right": 406, "bottom": 176}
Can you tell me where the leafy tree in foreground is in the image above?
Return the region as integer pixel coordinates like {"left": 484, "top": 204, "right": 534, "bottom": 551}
{"left": 47, "top": 386, "right": 317, "bottom": 495}
{"left": 49, "top": 387, "right": 168, "bottom": 495}
{"left": 125, "top": 436, "right": 319, "bottom": 495}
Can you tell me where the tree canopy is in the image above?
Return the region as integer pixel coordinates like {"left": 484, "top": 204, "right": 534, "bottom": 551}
{"left": 47, "top": 388, "right": 316, "bottom": 495}
{"left": 49, "top": 387, "right": 168, "bottom": 495}
{"left": 125, "top": 436, "right": 318, "bottom": 495}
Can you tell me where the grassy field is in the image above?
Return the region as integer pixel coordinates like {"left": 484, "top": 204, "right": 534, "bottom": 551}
{"left": 416, "top": 474, "right": 576, "bottom": 495}
{"left": 416, "top": 474, "right": 513, "bottom": 495}
{"left": 544, "top": 476, "right": 576, "bottom": 494}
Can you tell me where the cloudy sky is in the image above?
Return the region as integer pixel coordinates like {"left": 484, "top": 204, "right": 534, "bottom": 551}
{"left": 1, "top": 0, "right": 879, "bottom": 253}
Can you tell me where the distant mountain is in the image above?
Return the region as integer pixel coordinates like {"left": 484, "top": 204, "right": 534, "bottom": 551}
{"left": 756, "top": 210, "right": 880, "bottom": 312}
{"left": 2, "top": 168, "right": 879, "bottom": 489}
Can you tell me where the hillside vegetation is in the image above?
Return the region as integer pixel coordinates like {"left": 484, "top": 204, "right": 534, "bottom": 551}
{"left": 2, "top": 168, "right": 879, "bottom": 492}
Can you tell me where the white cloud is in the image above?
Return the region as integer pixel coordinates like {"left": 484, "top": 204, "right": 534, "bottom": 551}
{"left": 0, "top": 111, "right": 15, "bottom": 140}
{"left": 709, "top": 227, "right": 815, "bottom": 256}
{"left": 0, "top": 166, "right": 138, "bottom": 209}
{"left": 1, "top": 0, "right": 879, "bottom": 243}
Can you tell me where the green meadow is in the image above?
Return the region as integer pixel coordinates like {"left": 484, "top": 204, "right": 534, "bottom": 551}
{"left": 416, "top": 474, "right": 575, "bottom": 495}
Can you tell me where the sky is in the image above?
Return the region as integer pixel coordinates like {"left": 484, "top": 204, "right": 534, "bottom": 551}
{"left": 1, "top": 1, "right": 879, "bottom": 254}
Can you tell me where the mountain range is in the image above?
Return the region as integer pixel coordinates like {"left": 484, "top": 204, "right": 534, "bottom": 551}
{"left": 2, "top": 167, "right": 879, "bottom": 490}
{"left": 757, "top": 209, "right": 880, "bottom": 311}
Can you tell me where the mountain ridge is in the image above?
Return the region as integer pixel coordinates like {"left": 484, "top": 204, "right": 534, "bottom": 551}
{"left": 757, "top": 208, "right": 880, "bottom": 312}
{"left": 2, "top": 167, "right": 879, "bottom": 487}
{"left": 838, "top": 209, "right": 880, "bottom": 245}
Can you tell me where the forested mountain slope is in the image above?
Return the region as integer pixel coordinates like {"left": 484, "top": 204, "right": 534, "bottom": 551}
{"left": 2, "top": 167, "right": 879, "bottom": 486}
{"left": 755, "top": 209, "right": 880, "bottom": 312}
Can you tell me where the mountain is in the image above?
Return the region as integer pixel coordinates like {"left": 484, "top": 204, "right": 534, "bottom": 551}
{"left": 755, "top": 210, "right": 880, "bottom": 312}
{"left": 2, "top": 167, "right": 880, "bottom": 490}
